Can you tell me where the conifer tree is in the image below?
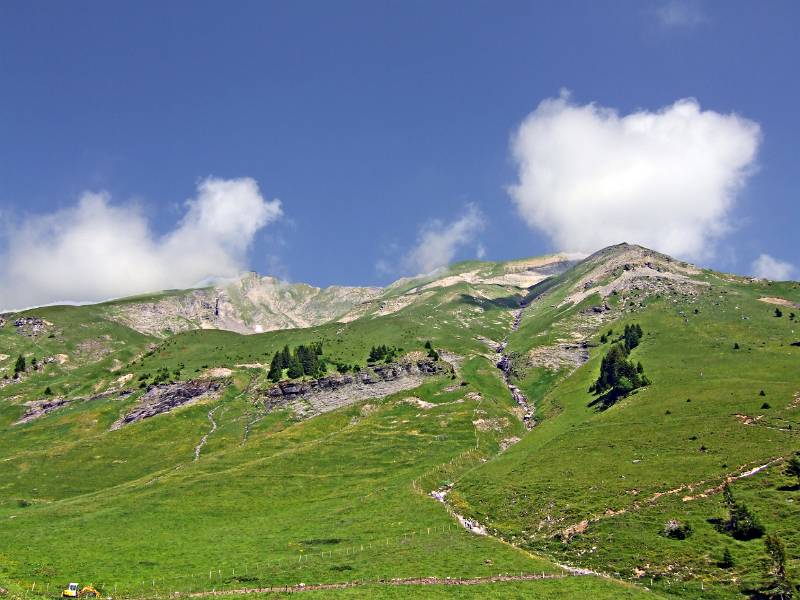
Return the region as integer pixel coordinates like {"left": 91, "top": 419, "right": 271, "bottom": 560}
{"left": 287, "top": 354, "right": 304, "bottom": 379}
{"left": 268, "top": 351, "right": 283, "bottom": 382}
{"left": 279, "top": 345, "right": 291, "bottom": 369}
{"left": 785, "top": 453, "right": 800, "bottom": 487}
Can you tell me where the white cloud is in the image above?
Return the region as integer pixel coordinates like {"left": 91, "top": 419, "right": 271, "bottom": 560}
{"left": 655, "top": 0, "right": 706, "bottom": 28}
{"left": 0, "top": 177, "right": 282, "bottom": 310}
{"left": 402, "top": 204, "right": 485, "bottom": 275}
{"left": 751, "top": 254, "right": 796, "bottom": 281}
{"left": 509, "top": 93, "right": 761, "bottom": 260}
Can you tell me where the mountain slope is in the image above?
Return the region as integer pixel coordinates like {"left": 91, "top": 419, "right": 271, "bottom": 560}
{"left": 97, "top": 253, "right": 578, "bottom": 337}
{"left": 1, "top": 244, "right": 798, "bottom": 599}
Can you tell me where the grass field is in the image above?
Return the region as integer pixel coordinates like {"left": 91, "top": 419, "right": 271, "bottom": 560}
{"left": 1, "top": 245, "right": 798, "bottom": 599}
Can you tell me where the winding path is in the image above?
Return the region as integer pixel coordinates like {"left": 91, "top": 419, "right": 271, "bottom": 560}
{"left": 186, "top": 572, "right": 574, "bottom": 596}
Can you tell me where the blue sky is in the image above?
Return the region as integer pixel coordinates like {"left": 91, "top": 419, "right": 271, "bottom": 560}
{"left": 1, "top": 1, "right": 798, "bottom": 307}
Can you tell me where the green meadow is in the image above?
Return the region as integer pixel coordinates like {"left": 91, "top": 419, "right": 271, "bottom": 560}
{"left": 2, "top": 246, "right": 798, "bottom": 599}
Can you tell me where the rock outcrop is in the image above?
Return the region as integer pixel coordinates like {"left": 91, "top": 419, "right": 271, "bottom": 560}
{"left": 111, "top": 380, "right": 223, "bottom": 430}
{"left": 261, "top": 359, "right": 447, "bottom": 419}
{"left": 15, "top": 397, "right": 71, "bottom": 425}
{"left": 14, "top": 389, "right": 133, "bottom": 425}
{"left": 14, "top": 316, "right": 49, "bottom": 336}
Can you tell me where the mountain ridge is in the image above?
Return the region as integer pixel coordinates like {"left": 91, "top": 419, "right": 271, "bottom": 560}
{"left": 1, "top": 242, "right": 798, "bottom": 599}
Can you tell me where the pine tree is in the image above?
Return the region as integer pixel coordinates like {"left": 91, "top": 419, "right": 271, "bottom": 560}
{"left": 268, "top": 352, "right": 283, "bottom": 382}
{"left": 368, "top": 346, "right": 379, "bottom": 363}
{"left": 785, "top": 453, "right": 800, "bottom": 486}
{"left": 297, "top": 345, "right": 320, "bottom": 377}
{"left": 775, "top": 307, "right": 783, "bottom": 318}
{"left": 623, "top": 323, "right": 643, "bottom": 351}
{"left": 723, "top": 485, "right": 764, "bottom": 540}
{"left": 718, "top": 547, "right": 734, "bottom": 569}
{"left": 279, "top": 345, "right": 291, "bottom": 369}
{"left": 764, "top": 534, "right": 790, "bottom": 597}
{"left": 286, "top": 355, "right": 304, "bottom": 379}
{"left": 14, "top": 354, "right": 25, "bottom": 374}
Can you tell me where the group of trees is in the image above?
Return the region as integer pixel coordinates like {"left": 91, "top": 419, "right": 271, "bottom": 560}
{"left": 589, "top": 324, "right": 649, "bottom": 402}
{"left": 598, "top": 324, "right": 643, "bottom": 351}
{"left": 367, "top": 344, "right": 398, "bottom": 364}
{"left": 368, "top": 341, "right": 438, "bottom": 364}
{"left": 622, "top": 323, "right": 643, "bottom": 351}
{"left": 268, "top": 342, "right": 325, "bottom": 382}
{"left": 268, "top": 338, "right": 442, "bottom": 383}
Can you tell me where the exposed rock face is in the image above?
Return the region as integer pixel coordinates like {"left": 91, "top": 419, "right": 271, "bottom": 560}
{"left": 111, "top": 380, "right": 223, "bottom": 430}
{"left": 15, "top": 397, "right": 71, "bottom": 425}
{"left": 14, "top": 389, "right": 133, "bottom": 425}
{"left": 104, "top": 274, "right": 382, "bottom": 336}
{"left": 560, "top": 244, "right": 706, "bottom": 307}
{"left": 528, "top": 342, "right": 590, "bottom": 372}
{"left": 14, "top": 316, "right": 49, "bottom": 336}
{"left": 261, "top": 359, "right": 447, "bottom": 419}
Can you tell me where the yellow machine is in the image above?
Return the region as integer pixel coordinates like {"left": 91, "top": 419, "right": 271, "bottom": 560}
{"left": 62, "top": 584, "right": 100, "bottom": 598}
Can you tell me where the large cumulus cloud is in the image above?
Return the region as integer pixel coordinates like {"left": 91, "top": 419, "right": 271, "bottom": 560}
{"left": 509, "top": 93, "right": 761, "bottom": 260}
{"left": 0, "top": 177, "right": 282, "bottom": 310}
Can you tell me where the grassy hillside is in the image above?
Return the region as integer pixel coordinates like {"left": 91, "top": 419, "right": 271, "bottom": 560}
{"left": 454, "top": 247, "right": 800, "bottom": 598}
{"left": 1, "top": 244, "right": 798, "bottom": 599}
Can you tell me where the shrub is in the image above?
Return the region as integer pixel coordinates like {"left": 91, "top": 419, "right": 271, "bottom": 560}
{"left": 662, "top": 519, "right": 692, "bottom": 540}
{"left": 761, "top": 402, "right": 771, "bottom": 409}
{"left": 775, "top": 307, "right": 783, "bottom": 318}
{"left": 733, "top": 342, "right": 740, "bottom": 350}
{"left": 43, "top": 386, "right": 52, "bottom": 396}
